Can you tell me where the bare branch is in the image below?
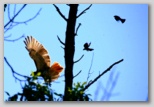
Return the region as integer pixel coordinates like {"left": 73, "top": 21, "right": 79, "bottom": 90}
{"left": 4, "top": 7, "right": 42, "bottom": 33}
{"left": 87, "top": 53, "right": 94, "bottom": 82}
{"left": 4, "top": 4, "right": 27, "bottom": 28}
{"left": 77, "top": 4, "right": 92, "bottom": 18}
{"left": 75, "top": 23, "right": 81, "bottom": 36}
{"left": 62, "top": 70, "right": 82, "bottom": 81}
{"left": 73, "top": 70, "right": 82, "bottom": 78}
{"left": 4, "top": 56, "right": 29, "bottom": 82}
{"left": 4, "top": 23, "right": 16, "bottom": 33}
{"left": 100, "top": 71, "right": 120, "bottom": 101}
{"left": 74, "top": 54, "right": 84, "bottom": 63}
{"left": 4, "top": 25, "right": 18, "bottom": 33}
{"left": 13, "top": 4, "right": 17, "bottom": 16}
{"left": 4, "top": 5, "right": 41, "bottom": 42}
{"left": 4, "top": 34, "right": 25, "bottom": 42}
{"left": 57, "top": 35, "right": 65, "bottom": 45}
{"left": 82, "top": 59, "right": 124, "bottom": 91}
{"left": 53, "top": 4, "right": 67, "bottom": 21}
{"left": 8, "top": 4, "right": 11, "bottom": 20}
{"left": 61, "top": 46, "right": 65, "bottom": 50}
{"left": 4, "top": 34, "right": 12, "bottom": 38}
{"left": 12, "top": 8, "right": 42, "bottom": 25}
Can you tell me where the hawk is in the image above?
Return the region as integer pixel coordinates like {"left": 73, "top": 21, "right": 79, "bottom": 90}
{"left": 24, "top": 36, "right": 63, "bottom": 82}
{"left": 83, "top": 42, "right": 94, "bottom": 51}
{"left": 114, "top": 15, "right": 126, "bottom": 23}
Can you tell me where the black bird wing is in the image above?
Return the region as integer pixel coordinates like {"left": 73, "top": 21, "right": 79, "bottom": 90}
{"left": 114, "top": 15, "right": 121, "bottom": 21}
{"left": 88, "top": 42, "right": 91, "bottom": 47}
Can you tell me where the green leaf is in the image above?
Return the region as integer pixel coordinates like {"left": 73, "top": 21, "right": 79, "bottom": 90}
{"left": 68, "top": 88, "right": 72, "bottom": 93}
{"left": 36, "top": 72, "right": 41, "bottom": 76}
{"left": 82, "top": 82, "right": 87, "bottom": 86}
{"left": 31, "top": 71, "right": 35, "bottom": 76}
{"left": 80, "top": 91, "right": 84, "bottom": 94}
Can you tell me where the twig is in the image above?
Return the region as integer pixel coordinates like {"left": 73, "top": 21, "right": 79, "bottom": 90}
{"left": 4, "top": 6, "right": 42, "bottom": 33}
{"left": 82, "top": 59, "right": 124, "bottom": 91}
{"left": 75, "top": 23, "right": 81, "bottom": 36}
{"left": 4, "top": 34, "right": 12, "bottom": 38}
{"left": 61, "top": 46, "right": 65, "bottom": 50}
{"left": 13, "top": 8, "right": 42, "bottom": 25}
{"left": 4, "top": 23, "right": 15, "bottom": 33}
{"left": 8, "top": 4, "right": 11, "bottom": 20}
{"left": 77, "top": 4, "right": 92, "bottom": 18}
{"left": 74, "top": 54, "right": 84, "bottom": 63}
{"left": 105, "top": 72, "right": 120, "bottom": 100}
{"left": 57, "top": 35, "right": 65, "bottom": 45}
{"left": 101, "top": 71, "right": 120, "bottom": 101}
{"left": 13, "top": 4, "right": 16, "bottom": 16}
{"left": 4, "top": 4, "right": 27, "bottom": 28}
{"left": 4, "top": 34, "right": 25, "bottom": 42}
{"left": 4, "top": 56, "right": 29, "bottom": 82}
{"left": 53, "top": 4, "right": 67, "bottom": 21}
{"left": 86, "top": 52, "right": 94, "bottom": 82}
{"left": 73, "top": 70, "right": 82, "bottom": 78}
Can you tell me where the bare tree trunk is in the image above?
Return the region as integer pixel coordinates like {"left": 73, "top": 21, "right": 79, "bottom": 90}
{"left": 64, "top": 4, "right": 78, "bottom": 101}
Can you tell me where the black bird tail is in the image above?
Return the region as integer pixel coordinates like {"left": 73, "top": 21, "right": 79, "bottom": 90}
{"left": 83, "top": 48, "right": 94, "bottom": 51}
{"left": 121, "top": 19, "right": 126, "bottom": 23}
{"left": 87, "top": 48, "right": 94, "bottom": 51}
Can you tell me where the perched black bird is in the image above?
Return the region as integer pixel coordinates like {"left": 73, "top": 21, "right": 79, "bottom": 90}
{"left": 83, "top": 42, "right": 94, "bottom": 51}
{"left": 114, "top": 15, "right": 126, "bottom": 23}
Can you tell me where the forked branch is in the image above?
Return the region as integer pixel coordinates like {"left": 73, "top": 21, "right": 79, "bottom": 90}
{"left": 12, "top": 8, "right": 42, "bottom": 25}
{"left": 87, "top": 53, "right": 94, "bottom": 82}
{"left": 77, "top": 4, "right": 92, "bottom": 18}
{"left": 57, "top": 35, "right": 65, "bottom": 45}
{"left": 73, "top": 70, "right": 82, "bottom": 78}
{"left": 4, "top": 34, "right": 25, "bottom": 42}
{"left": 82, "top": 59, "right": 124, "bottom": 91}
{"left": 75, "top": 23, "right": 81, "bottom": 36}
{"left": 53, "top": 4, "right": 68, "bottom": 21}
{"left": 4, "top": 4, "right": 27, "bottom": 28}
{"left": 4, "top": 57, "right": 29, "bottom": 82}
{"left": 74, "top": 54, "right": 84, "bottom": 63}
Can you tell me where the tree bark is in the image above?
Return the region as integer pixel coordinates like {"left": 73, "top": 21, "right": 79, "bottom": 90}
{"left": 64, "top": 4, "right": 78, "bottom": 101}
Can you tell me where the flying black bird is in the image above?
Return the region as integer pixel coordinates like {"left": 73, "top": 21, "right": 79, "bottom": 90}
{"left": 83, "top": 42, "right": 94, "bottom": 51}
{"left": 114, "top": 15, "right": 126, "bottom": 23}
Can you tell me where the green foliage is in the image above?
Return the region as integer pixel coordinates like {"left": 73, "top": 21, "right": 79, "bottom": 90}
{"left": 6, "top": 74, "right": 54, "bottom": 101}
{"left": 66, "top": 82, "right": 92, "bottom": 101}
{"left": 54, "top": 92, "right": 63, "bottom": 101}
{"left": 21, "top": 80, "right": 53, "bottom": 101}
{"left": 5, "top": 74, "right": 92, "bottom": 101}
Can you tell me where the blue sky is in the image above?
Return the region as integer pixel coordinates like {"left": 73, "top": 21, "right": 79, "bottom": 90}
{"left": 4, "top": 4, "right": 148, "bottom": 101}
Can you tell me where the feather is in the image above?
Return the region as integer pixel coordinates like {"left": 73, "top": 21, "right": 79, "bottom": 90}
{"left": 24, "top": 36, "right": 63, "bottom": 82}
{"left": 24, "top": 36, "right": 50, "bottom": 71}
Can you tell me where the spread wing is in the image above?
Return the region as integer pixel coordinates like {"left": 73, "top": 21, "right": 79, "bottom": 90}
{"left": 88, "top": 42, "right": 91, "bottom": 47}
{"left": 24, "top": 36, "right": 51, "bottom": 71}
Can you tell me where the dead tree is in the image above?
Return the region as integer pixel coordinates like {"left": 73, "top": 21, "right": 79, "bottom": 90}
{"left": 54, "top": 4, "right": 123, "bottom": 101}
